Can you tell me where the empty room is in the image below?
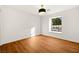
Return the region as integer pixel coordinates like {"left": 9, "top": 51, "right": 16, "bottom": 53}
{"left": 0, "top": 5, "right": 79, "bottom": 53}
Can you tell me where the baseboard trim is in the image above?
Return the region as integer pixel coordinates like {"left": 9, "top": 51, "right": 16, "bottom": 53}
{"left": 0, "top": 34, "right": 41, "bottom": 46}
{"left": 1, "top": 34, "right": 79, "bottom": 46}
{"left": 42, "top": 34, "right": 79, "bottom": 44}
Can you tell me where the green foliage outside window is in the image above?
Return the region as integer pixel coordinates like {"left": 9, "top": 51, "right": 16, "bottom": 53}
{"left": 52, "top": 18, "right": 62, "bottom": 25}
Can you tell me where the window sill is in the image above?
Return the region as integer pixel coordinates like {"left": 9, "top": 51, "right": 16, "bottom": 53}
{"left": 49, "top": 31, "right": 62, "bottom": 33}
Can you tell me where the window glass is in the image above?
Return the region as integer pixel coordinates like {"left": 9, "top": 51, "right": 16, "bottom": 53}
{"left": 49, "top": 16, "right": 62, "bottom": 33}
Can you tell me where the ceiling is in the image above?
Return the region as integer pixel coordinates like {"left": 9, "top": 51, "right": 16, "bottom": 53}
{"left": 3, "top": 5, "right": 79, "bottom": 15}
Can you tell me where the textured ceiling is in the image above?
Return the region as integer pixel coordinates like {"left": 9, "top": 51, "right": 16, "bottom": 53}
{"left": 2, "top": 5, "right": 79, "bottom": 15}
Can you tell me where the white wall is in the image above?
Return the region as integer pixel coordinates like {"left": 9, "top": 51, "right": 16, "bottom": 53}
{"left": 0, "top": 12, "right": 1, "bottom": 45}
{"left": 0, "top": 6, "right": 79, "bottom": 45}
{"left": 0, "top": 7, "right": 3, "bottom": 45}
{"left": 0, "top": 11, "right": 1, "bottom": 44}
{"left": 0, "top": 6, "right": 40, "bottom": 45}
{"left": 41, "top": 7, "right": 79, "bottom": 43}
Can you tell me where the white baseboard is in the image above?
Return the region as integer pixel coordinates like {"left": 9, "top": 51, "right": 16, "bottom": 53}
{"left": 42, "top": 34, "right": 79, "bottom": 43}
{"left": 0, "top": 34, "right": 40, "bottom": 45}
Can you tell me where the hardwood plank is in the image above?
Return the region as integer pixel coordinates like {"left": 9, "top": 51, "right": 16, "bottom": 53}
{"left": 0, "top": 35, "right": 79, "bottom": 53}
{"left": 0, "top": 46, "right": 1, "bottom": 53}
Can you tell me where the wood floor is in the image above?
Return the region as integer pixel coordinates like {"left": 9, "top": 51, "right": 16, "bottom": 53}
{"left": 0, "top": 35, "right": 79, "bottom": 53}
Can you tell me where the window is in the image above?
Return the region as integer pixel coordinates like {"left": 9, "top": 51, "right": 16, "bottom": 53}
{"left": 49, "top": 16, "right": 62, "bottom": 33}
